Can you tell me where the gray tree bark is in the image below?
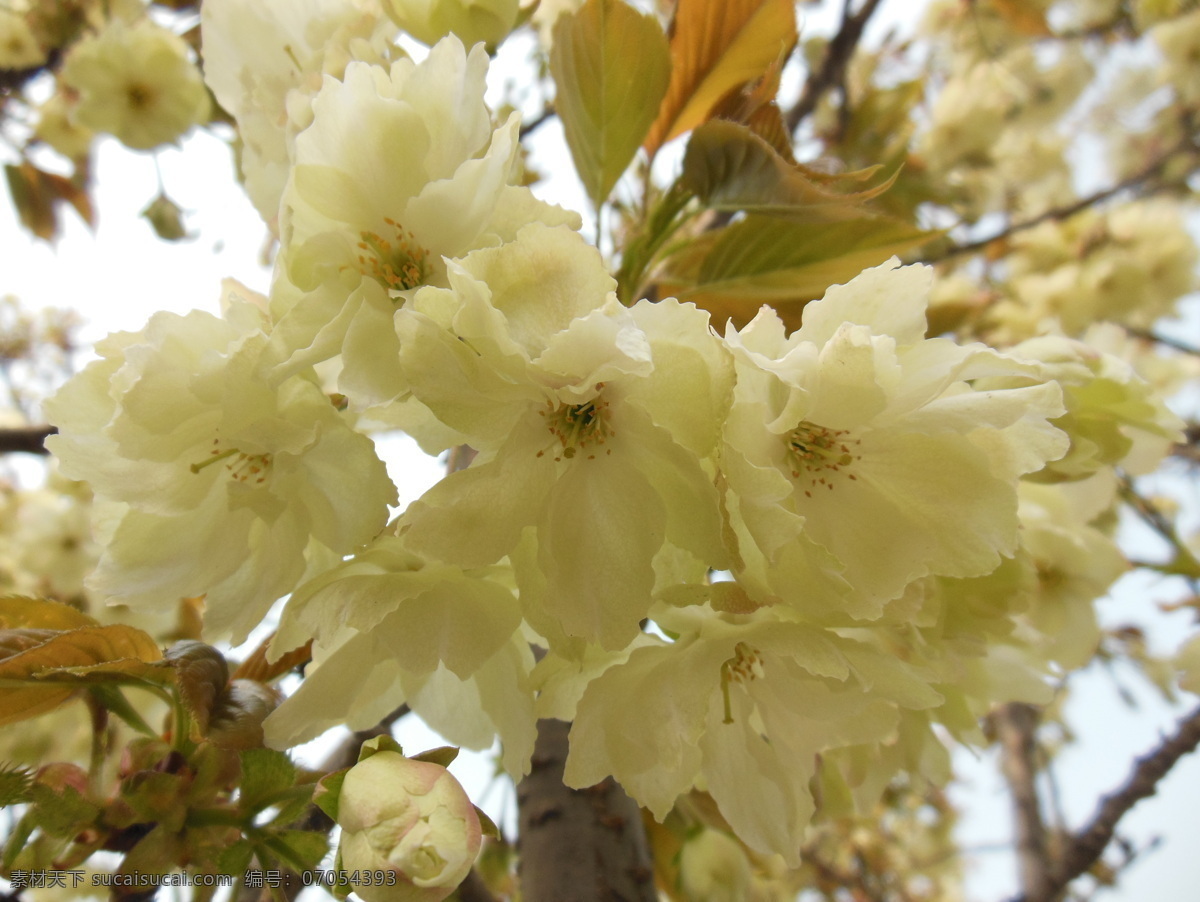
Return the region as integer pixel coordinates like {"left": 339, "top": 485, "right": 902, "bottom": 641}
{"left": 516, "top": 718, "right": 656, "bottom": 902}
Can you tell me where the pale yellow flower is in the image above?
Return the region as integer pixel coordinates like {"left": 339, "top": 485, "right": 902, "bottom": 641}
{"left": 200, "top": 0, "right": 400, "bottom": 226}
{"left": 0, "top": 3, "right": 45, "bottom": 69}
{"left": 45, "top": 292, "right": 396, "bottom": 643}
{"left": 722, "top": 259, "right": 1067, "bottom": 622}
{"left": 61, "top": 17, "right": 210, "bottom": 151}
{"left": 268, "top": 37, "right": 578, "bottom": 405}
{"left": 396, "top": 225, "right": 732, "bottom": 650}
{"left": 381, "top": 0, "right": 519, "bottom": 48}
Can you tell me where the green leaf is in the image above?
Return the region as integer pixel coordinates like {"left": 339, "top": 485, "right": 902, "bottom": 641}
{"left": 120, "top": 771, "right": 188, "bottom": 831}
{"left": 238, "top": 748, "right": 296, "bottom": 813}
{"left": 550, "top": 0, "right": 670, "bottom": 207}
{"left": 1, "top": 809, "right": 37, "bottom": 870}
{"left": 697, "top": 216, "right": 933, "bottom": 288}
{"left": 357, "top": 734, "right": 404, "bottom": 763}
{"left": 666, "top": 214, "right": 936, "bottom": 330}
{"left": 615, "top": 180, "right": 695, "bottom": 303}
{"left": 266, "top": 830, "right": 328, "bottom": 872}
{"left": 118, "top": 824, "right": 183, "bottom": 883}
{"left": 216, "top": 839, "right": 254, "bottom": 877}
{"left": 0, "top": 764, "right": 34, "bottom": 806}
{"left": 29, "top": 783, "right": 101, "bottom": 837}
{"left": 312, "top": 767, "right": 348, "bottom": 824}
{"left": 188, "top": 742, "right": 242, "bottom": 802}
{"left": 682, "top": 120, "right": 897, "bottom": 219}
{"left": 256, "top": 830, "right": 324, "bottom": 873}
{"left": 475, "top": 805, "right": 501, "bottom": 840}
{"left": 266, "top": 785, "right": 315, "bottom": 826}
{"left": 329, "top": 845, "right": 353, "bottom": 899}
{"left": 88, "top": 684, "right": 158, "bottom": 736}
{"left": 411, "top": 745, "right": 460, "bottom": 768}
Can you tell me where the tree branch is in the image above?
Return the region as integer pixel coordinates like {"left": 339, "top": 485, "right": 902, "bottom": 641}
{"left": 993, "top": 703, "right": 1055, "bottom": 900}
{"left": 453, "top": 868, "right": 500, "bottom": 902}
{"left": 924, "top": 144, "right": 1197, "bottom": 264}
{"left": 1007, "top": 703, "right": 1200, "bottom": 902}
{"left": 516, "top": 718, "right": 655, "bottom": 902}
{"left": 298, "top": 705, "right": 411, "bottom": 833}
{"left": 1117, "top": 474, "right": 1200, "bottom": 591}
{"left": 1121, "top": 326, "right": 1200, "bottom": 356}
{"left": 785, "top": 0, "right": 886, "bottom": 134}
{"left": 0, "top": 52, "right": 61, "bottom": 96}
{"left": 0, "top": 426, "right": 55, "bottom": 455}
{"left": 1175, "top": 423, "right": 1200, "bottom": 466}
{"left": 802, "top": 849, "right": 890, "bottom": 902}
{"left": 519, "top": 107, "right": 554, "bottom": 140}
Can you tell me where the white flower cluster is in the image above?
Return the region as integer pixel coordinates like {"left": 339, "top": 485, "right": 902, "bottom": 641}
{"left": 44, "top": 0, "right": 1186, "bottom": 866}
{"left": 60, "top": 13, "right": 210, "bottom": 151}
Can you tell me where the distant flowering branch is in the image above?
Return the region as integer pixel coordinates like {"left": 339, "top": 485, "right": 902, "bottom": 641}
{"left": 926, "top": 140, "right": 1199, "bottom": 264}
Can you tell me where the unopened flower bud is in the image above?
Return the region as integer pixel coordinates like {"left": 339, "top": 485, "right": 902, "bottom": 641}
{"left": 337, "top": 751, "right": 481, "bottom": 902}
{"left": 678, "top": 830, "right": 752, "bottom": 902}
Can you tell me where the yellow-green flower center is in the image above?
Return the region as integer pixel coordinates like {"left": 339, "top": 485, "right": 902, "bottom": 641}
{"left": 538, "top": 388, "right": 613, "bottom": 462}
{"left": 355, "top": 218, "right": 430, "bottom": 292}
{"left": 786, "top": 420, "right": 861, "bottom": 497}
{"left": 125, "top": 83, "right": 154, "bottom": 110}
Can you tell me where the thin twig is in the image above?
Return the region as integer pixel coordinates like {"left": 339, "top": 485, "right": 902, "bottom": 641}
{"left": 519, "top": 107, "right": 554, "bottom": 140}
{"left": 924, "top": 145, "right": 1196, "bottom": 263}
{"left": 1006, "top": 703, "right": 1200, "bottom": 902}
{"left": 1117, "top": 474, "right": 1200, "bottom": 592}
{"left": 0, "top": 51, "right": 61, "bottom": 96}
{"left": 298, "top": 705, "right": 411, "bottom": 832}
{"left": 785, "top": 0, "right": 886, "bottom": 133}
{"left": 804, "top": 852, "right": 890, "bottom": 902}
{"left": 0, "top": 425, "right": 55, "bottom": 455}
{"left": 1121, "top": 326, "right": 1200, "bottom": 356}
{"left": 1173, "top": 423, "right": 1200, "bottom": 466}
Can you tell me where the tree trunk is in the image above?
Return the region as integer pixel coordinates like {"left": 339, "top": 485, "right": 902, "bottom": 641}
{"left": 995, "top": 702, "right": 1055, "bottom": 901}
{"left": 516, "top": 718, "right": 656, "bottom": 902}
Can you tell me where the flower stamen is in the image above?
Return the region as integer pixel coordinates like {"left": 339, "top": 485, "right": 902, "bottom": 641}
{"left": 190, "top": 447, "right": 237, "bottom": 474}
{"left": 191, "top": 438, "right": 273, "bottom": 484}
{"left": 536, "top": 385, "right": 614, "bottom": 462}
{"left": 786, "top": 420, "right": 861, "bottom": 498}
{"left": 353, "top": 217, "right": 430, "bottom": 292}
{"left": 720, "top": 642, "right": 764, "bottom": 724}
